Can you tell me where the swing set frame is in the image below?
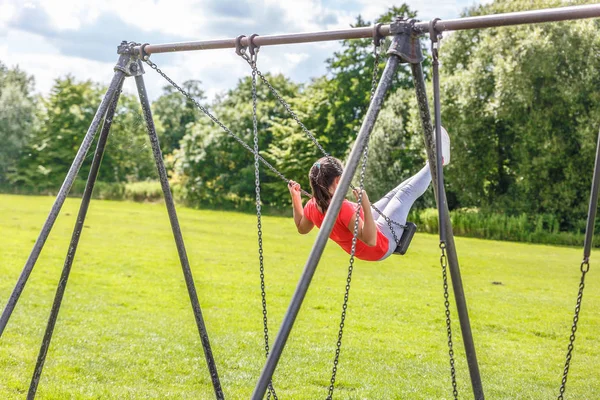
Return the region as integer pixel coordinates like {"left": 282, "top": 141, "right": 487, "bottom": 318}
{"left": 1, "top": 4, "right": 600, "bottom": 400}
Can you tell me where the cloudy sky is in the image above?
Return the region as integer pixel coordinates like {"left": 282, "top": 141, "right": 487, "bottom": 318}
{"left": 0, "top": 0, "right": 485, "bottom": 101}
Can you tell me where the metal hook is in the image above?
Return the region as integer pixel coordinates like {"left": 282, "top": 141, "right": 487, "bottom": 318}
{"left": 373, "top": 23, "right": 383, "bottom": 47}
{"left": 429, "top": 18, "right": 442, "bottom": 60}
{"left": 429, "top": 18, "right": 441, "bottom": 43}
{"left": 248, "top": 33, "right": 260, "bottom": 56}
{"left": 235, "top": 35, "right": 247, "bottom": 56}
{"left": 139, "top": 43, "right": 150, "bottom": 61}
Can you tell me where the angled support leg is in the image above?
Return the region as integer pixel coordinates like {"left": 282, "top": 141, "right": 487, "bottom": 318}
{"left": 252, "top": 34, "right": 403, "bottom": 400}
{"left": 27, "top": 78, "right": 125, "bottom": 400}
{"left": 0, "top": 63, "right": 127, "bottom": 339}
{"left": 134, "top": 73, "right": 224, "bottom": 400}
{"left": 410, "top": 53, "right": 484, "bottom": 400}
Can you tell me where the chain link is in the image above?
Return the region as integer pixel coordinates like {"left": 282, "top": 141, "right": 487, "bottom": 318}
{"left": 370, "top": 44, "right": 380, "bottom": 101}
{"left": 250, "top": 55, "right": 278, "bottom": 400}
{"left": 557, "top": 260, "right": 590, "bottom": 399}
{"left": 439, "top": 242, "right": 458, "bottom": 399}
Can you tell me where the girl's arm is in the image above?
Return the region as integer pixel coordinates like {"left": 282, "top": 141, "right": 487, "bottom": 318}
{"left": 347, "top": 189, "right": 377, "bottom": 247}
{"left": 289, "top": 181, "right": 314, "bottom": 234}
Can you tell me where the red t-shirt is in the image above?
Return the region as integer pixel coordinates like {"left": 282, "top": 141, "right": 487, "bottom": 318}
{"left": 303, "top": 198, "right": 389, "bottom": 261}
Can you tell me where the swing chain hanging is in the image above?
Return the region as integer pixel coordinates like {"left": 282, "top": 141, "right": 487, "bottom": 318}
{"left": 371, "top": 24, "right": 382, "bottom": 101}
{"left": 248, "top": 41, "right": 278, "bottom": 400}
{"left": 239, "top": 39, "right": 330, "bottom": 158}
{"left": 430, "top": 18, "right": 458, "bottom": 399}
{"left": 327, "top": 111, "right": 371, "bottom": 400}
{"left": 440, "top": 242, "right": 458, "bottom": 399}
{"left": 558, "top": 258, "right": 590, "bottom": 399}
{"left": 327, "top": 30, "right": 382, "bottom": 399}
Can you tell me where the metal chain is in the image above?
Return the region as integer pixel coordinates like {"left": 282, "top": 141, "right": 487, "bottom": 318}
{"left": 250, "top": 56, "right": 278, "bottom": 400}
{"left": 440, "top": 243, "right": 458, "bottom": 399}
{"left": 242, "top": 58, "right": 330, "bottom": 158}
{"left": 430, "top": 23, "right": 458, "bottom": 399}
{"left": 558, "top": 259, "right": 590, "bottom": 399}
{"left": 143, "top": 59, "right": 312, "bottom": 198}
{"left": 370, "top": 44, "right": 380, "bottom": 102}
{"left": 327, "top": 121, "right": 371, "bottom": 400}
{"left": 326, "top": 40, "right": 383, "bottom": 400}
{"left": 240, "top": 47, "right": 406, "bottom": 243}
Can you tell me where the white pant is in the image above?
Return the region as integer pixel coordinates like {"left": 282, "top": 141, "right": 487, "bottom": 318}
{"left": 373, "top": 164, "right": 432, "bottom": 260}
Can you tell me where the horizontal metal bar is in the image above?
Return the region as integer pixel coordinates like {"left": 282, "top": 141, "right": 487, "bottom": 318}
{"left": 137, "top": 4, "right": 600, "bottom": 56}
{"left": 140, "top": 26, "right": 389, "bottom": 55}
{"left": 414, "top": 3, "right": 600, "bottom": 33}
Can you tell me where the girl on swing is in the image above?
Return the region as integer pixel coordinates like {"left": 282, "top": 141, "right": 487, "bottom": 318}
{"left": 288, "top": 127, "right": 450, "bottom": 261}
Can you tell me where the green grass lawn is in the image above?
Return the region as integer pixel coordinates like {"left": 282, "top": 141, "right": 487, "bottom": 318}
{"left": 0, "top": 194, "right": 599, "bottom": 399}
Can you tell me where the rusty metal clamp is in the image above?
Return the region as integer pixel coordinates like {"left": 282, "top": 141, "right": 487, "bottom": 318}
{"left": 235, "top": 35, "right": 247, "bottom": 57}
{"left": 429, "top": 18, "right": 442, "bottom": 44}
{"left": 248, "top": 34, "right": 260, "bottom": 57}
{"left": 139, "top": 43, "right": 150, "bottom": 61}
{"left": 373, "top": 23, "right": 384, "bottom": 47}
{"left": 429, "top": 18, "right": 442, "bottom": 60}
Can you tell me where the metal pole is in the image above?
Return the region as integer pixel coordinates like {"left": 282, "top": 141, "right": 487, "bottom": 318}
{"left": 0, "top": 66, "right": 126, "bottom": 339}
{"left": 134, "top": 74, "right": 224, "bottom": 400}
{"left": 582, "top": 128, "right": 600, "bottom": 259}
{"left": 431, "top": 40, "right": 446, "bottom": 242}
{"left": 557, "top": 127, "right": 600, "bottom": 398}
{"left": 411, "top": 62, "right": 484, "bottom": 400}
{"left": 27, "top": 80, "right": 124, "bottom": 400}
{"left": 135, "top": 4, "right": 600, "bottom": 55}
{"left": 252, "top": 46, "right": 402, "bottom": 400}
{"left": 414, "top": 4, "right": 600, "bottom": 33}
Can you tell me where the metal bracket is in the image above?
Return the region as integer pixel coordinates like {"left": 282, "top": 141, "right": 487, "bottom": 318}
{"left": 387, "top": 17, "right": 423, "bottom": 64}
{"left": 373, "top": 23, "right": 384, "bottom": 47}
{"left": 248, "top": 33, "right": 260, "bottom": 56}
{"left": 115, "top": 41, "right": 145, "bottom": 77}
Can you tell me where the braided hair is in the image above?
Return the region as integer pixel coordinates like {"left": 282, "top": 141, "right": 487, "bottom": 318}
{"left": 308, "top": 156, "right": 343, "bottom": 213}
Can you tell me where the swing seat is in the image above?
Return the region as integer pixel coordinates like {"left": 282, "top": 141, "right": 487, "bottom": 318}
{"left": 393, "top": 222, "right": 417, "bottom": 255}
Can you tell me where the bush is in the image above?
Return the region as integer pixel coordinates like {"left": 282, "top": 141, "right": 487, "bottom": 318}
{"left": 414, "top": 208, "right": 600, "bottom": 248}
{"left": 0, "top": 179, "right": 170, "bottom": 203}
{"left": 124, "top": 181, "right": 163, "bottom": 202}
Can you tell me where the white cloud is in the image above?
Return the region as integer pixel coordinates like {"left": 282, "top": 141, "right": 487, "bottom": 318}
{"left": 0, "top": 3, "right": 17, "bottom": 35}
{"left": 0, "top": 36, "right": 114, "bottom": 91}
{"left": 284, "top": 53, "right": 310, "bottom": 66}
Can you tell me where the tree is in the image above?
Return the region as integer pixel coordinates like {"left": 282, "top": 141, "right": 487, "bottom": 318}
{"left": 361, "top": 87, "right": 431, "bottom": 204}
{"left": 13, "top": 76, "right": 156, "bottom": 190}
{"left": 152, "top": 80, "right": 205, "bottom": 156}
{"left": 319, "top": 5, "right": 419, "bottom": 154}
{"left": 174, "top": 74, "right": 301, "bottom": 208}
{"left": 12, "top": 76, "right": 103, "bottom": 190}
{"left": 0, "top": 62, "right": 36, "bottom": 186}
{"left": 439, "top": 0, "right": 600, "bottom": 227}
{"left": 98, "top": 93, "right": 156, "bottom": 183}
